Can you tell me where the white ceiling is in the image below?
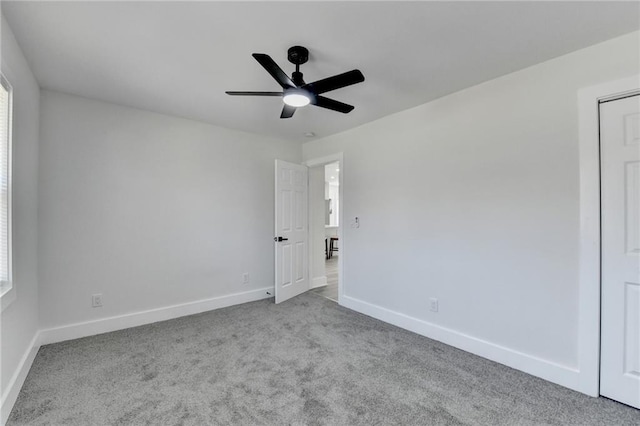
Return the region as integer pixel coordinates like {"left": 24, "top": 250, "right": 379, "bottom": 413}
{"left": 3, "top": 1, "right": 638, "bottom": 142}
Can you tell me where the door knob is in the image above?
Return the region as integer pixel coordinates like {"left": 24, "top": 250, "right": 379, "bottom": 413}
{"left": 274, "top": 236, "right": 289, "bottom": 242}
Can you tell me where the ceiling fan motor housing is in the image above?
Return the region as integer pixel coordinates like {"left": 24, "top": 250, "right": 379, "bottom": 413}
{"left": 287, "top": 46, "right": 309, "bottom": 65}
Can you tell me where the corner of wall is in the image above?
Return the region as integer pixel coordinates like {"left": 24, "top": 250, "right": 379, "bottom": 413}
{"left": 0, "top": 12, "right": 42, "bottom": 424}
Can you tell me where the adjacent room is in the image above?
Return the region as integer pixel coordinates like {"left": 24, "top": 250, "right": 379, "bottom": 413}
{"left": 310, "top": 161, "right": 340, "bottom": 302}
{"left": 1, "top": 1, "right": 639, "bottom": 425}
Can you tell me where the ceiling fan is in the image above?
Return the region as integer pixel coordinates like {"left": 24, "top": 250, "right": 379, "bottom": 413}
{"left": 226, "top": 46, "right": 365, "bottom": 119}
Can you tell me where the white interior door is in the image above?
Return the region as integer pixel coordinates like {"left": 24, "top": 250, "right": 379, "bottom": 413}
{"left": 274, "top": 160, "right": 309, "bottom": 304}
{"left": 600, "top": 94, "right": 640, "bottom": 409}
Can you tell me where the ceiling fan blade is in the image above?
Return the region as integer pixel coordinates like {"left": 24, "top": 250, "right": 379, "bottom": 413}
{"left": 312, "top": 96, "right": 355, "bottom": 114}
{"left": 280, "top": 104, "right": 296, "bottom": 119}
{"left": 303, "top": 70, "right": 364, "bottom": 95}
{"left": 252, "top": 54, "right": 295, "bottom": 89}
{"left": 226, "top": 91, "right": 283, "bottom": 96}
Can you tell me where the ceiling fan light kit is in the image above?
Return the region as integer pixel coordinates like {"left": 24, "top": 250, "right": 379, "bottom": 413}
{"left": 226, "top": 45, "right": 365, "bottom": 119}
{"left": 283, "top": 89, "right": 311, "bottom": 107}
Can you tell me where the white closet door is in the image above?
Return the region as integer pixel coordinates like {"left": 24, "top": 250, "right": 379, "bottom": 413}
{"left": 600, "top": 94, "right": 640, "bottom": 409}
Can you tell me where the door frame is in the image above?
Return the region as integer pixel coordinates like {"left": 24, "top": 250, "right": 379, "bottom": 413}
{"left": 578, "top": 75, "right": 640, "bottom": 397}
{"left": 304, "top": 153, "right": 344, "bottom": 304}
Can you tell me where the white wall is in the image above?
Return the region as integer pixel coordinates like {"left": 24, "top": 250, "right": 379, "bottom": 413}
{"left": 0, "top": 15, "right": 40, "bottom": 419}
{"left": 302, "top": 31, "right": 640, "bottom": 392}
{"left": 38, "top": 91, "right": 300, "bottom": 329}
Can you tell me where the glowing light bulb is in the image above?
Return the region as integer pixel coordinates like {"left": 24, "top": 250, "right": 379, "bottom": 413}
{"left": 283, "top": 90, "right": 310, "bottom": 107}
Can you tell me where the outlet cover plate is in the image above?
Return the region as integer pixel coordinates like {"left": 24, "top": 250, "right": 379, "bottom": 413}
{"left": 92, "top": 294, "right": 103, "bottom": 308}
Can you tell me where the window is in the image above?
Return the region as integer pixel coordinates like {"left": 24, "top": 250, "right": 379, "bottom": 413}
{"left": 0, "top": 74, "right": 12, "bottom": 300}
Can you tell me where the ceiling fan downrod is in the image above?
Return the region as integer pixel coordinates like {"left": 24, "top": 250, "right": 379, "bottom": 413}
{"left": 288, "top": 46, "right": 308, "bottom": 86}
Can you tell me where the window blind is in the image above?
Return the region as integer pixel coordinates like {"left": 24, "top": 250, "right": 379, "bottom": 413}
{"left": 0, "top": 76, "right": 11, "bottom": 285}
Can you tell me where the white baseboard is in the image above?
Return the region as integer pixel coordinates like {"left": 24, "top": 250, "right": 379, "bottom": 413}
{"left": 38, "top": 287, "right": 274, "bottom": 346}
{"left": 340, "top": 295, "right": 585, "bottom": 394}
{"left": 310, "top": 276, "right": 327, "bottom": 289}
{"left": 1, "top": 332, "right": 40, "bottom": 426}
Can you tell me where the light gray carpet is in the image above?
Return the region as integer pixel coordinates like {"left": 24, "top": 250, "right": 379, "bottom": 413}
{"left": 8, "top": 293, "right": 640, "bottom": 425}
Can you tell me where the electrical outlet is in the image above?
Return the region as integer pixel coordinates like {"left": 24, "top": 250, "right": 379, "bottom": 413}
{"left": 92, "top": 294, "right": 103, "bottom": 308}
{"left": 242, "top": 273, "right": 250, "bottom": 284}
{"left": 429, "top": 297, "right": 439, "bottom": 313}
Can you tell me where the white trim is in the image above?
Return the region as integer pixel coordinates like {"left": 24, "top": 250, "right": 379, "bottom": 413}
{"left": 303, "top": 152, "right": 344, "bottom": 304}
{"left": 1, "top": 332, "right": 40, "bottom": 425}
{"left": 0, "top": 73, "right": 14, "bottom": 313}
{"left": 0, "top": 282, "right": 16, "bottom": 312}
{"left": 341, "top": 295, "right": 583, "bottom": 392}
{"left": 310, "top": 276, "right": 327, "bottom": 289}
{"left": 305, "top": 154, "right": 341, "bottom": 168}
{"left": 577, "top": 74, "right": 640, "bottom": 396}
{"left": 38, "top": 287, "right": 273, "bottom": 346}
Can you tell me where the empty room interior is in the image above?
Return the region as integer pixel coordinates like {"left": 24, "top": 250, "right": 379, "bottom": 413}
{"left": 1, "top": 1, "right": 640, "bottom": 425}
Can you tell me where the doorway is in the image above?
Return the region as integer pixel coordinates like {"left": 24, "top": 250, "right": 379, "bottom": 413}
{"left": 305, "top": 154, "right": 343, "bottom": 304}
{"left": 273, "top": 154, "right": 344, "bottom": 305}
{"left": 310, "top": 161, "right": 340, "bottom": 302}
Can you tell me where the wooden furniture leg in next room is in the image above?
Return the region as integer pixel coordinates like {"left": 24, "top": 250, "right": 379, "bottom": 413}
{"left": 325, "top": 237, "right": 329, "bottom": 260}
{"left": 329, "top": 237, "right": 338, "bottom": 258}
